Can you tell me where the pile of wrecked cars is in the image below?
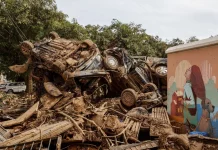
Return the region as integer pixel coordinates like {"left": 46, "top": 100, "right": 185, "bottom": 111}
{"left": 11, "top": 31, "right": 163, "bottom": 110}
{"left": 0, "top": 32, "right": 217, "bottom": 150}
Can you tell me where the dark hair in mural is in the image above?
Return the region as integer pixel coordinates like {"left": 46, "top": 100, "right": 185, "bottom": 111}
{"left": 191, "top": 65, "right": 206, "bottom": 109}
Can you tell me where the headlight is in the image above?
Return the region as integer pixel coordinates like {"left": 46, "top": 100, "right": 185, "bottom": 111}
{"left": 104, "top": 55, "right": 119, "bottom": 70}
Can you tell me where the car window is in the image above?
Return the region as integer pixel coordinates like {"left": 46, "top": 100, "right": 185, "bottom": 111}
{"left": 18, "top": 83, "right": 24, "bottom": 86}
{"left": 15, "top": 83, "right": 21, "bottom": 86}
{"left": 8, "top": 83, "right": 15, "bottom": 86}
{"left": 16, "top": 83, "right": 21, "bottom": 86}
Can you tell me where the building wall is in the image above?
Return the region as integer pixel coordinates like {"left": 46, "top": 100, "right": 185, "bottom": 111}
{"left": 167, "top": 44, "right": 218, "bottom": 138}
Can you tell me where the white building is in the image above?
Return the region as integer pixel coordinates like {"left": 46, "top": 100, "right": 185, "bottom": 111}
{"left": 0, "top": 73, "right": 7, "bottom": 84}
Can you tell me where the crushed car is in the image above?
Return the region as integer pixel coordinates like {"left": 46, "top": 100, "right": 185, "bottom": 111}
{"left": 131, "top": 56, "right": 167, "bottom": 77}
{"left": 131, "top": 56, "right": 167, "bottom": 101}
{"left": 102, "top": 48, "right": 162, "bottom": 110}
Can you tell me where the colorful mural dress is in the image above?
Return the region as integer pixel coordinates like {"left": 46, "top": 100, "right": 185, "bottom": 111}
{"left": 183, "top": 81, "right": 198, "bottom": 125}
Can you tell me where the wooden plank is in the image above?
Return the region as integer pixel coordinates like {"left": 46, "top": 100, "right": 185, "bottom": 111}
{"left": 136, "top": 123, "right": 141, "bottom": 137}
{"left": 56, "top": 135, "right": 62, "bottom": 150}
{"left": 40, "top": 94, "right": 63, "bottom": 110}
{"left": 0, "top": 102, "right": 39, "bottom": 127}
{"left": 124, "top": 118, "right": 129, "bottom": 124}
{"left": 0, "top": 125, "right": 11, "bottom": 142}
{"left": 131, "top": 122, "right": 137, "bottom": 132}
{"left": 109, "top": 140, "right": 159, "bottom": 150}
{"left": 0, "top": 121, "right": 73, "bottom": 147}
{"left": 44, "top": 82, "right": 62, "bottom": 97}
{"left": 151, "top": 107, "right": 170, "bottom": 124}
{"left": 150, "top": 107, "right": 171, "bottom": 137}
{"left": 53, "top": 95, "right": 72, "bottom": 110}
{"left": 127, "top": 120, "right": 134, "bottom": 130}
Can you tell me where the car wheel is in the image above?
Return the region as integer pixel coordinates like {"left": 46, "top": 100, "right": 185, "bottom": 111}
{"left": 20, "top": 41, "right": 34, "bottom": 56}
{"left": 81, "top": 39, "right": 94, "bottom": 47}
{"left": 7, "top": 89, "right": 13, "bottom": 94}
{"left": 49, "top": 31, "right": 60, "bottom": 40}
{"left": 103, "top": 55, "right": 119, "bottom": 70}
{"left": 155, "top": 65, "right": 167, "bottom": 77}
{"left": 120, "top": 88, "right": 138, "bottom": 109}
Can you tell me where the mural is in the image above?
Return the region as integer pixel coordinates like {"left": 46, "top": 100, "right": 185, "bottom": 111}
{"left": 168, "top": 60, "right": 218, "bottom": 137}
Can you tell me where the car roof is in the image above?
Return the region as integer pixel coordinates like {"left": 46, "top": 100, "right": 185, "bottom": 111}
{"left": 6, "top": 82, "right": 25, "bottom": 85}
{"left": 7, "top": 82, "right": 25, "bottom": 83}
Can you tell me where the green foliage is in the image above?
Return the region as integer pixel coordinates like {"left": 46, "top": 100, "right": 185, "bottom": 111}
{"left": 186, "top": 36, "right": 199, "bottom": 43}
{"left": 86, "top": 19, "right": 152, "bottom": 55}
{"left": 0, "top": 0, "right": 67, "bottom": 80}
{"left": 168, "top": 38, "right": 184, "bottom": 47}
{"left": 0, "top": 0, "right": 199, "bottom": 81}
{"left": 80, "top": 19, "right": 168, "bottom": 57}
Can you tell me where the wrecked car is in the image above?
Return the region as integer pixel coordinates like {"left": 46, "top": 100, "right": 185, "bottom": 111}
{"left": 131, "top": 56, "right": 167, "bottom": 77}
{"left": 102, "top": 48, "right": 162, "bottom": 110}
{"left": 131, "top": 56, "right": 167, "bottom": 101}
{"left": 14, "top": 32, "right": 111, "bottom": 101}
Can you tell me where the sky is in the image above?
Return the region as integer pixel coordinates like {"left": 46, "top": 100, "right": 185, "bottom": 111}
{"left": 56, "top": 0, "right": 218, "bottom": 41}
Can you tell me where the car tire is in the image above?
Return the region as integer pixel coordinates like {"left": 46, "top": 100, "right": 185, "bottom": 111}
{"left": 49, "top": 31, "right": 60, "bottom": 40}
{"left": 20, "top": 41, "right": 34, "bottom": 56}
{"left": 81, "top": 39, "right": 94, "bottom": 47}
{"left": 120, "top": 88, "right": 138, "bottom": 109}
{"left": 7, "top": 89, "right": 13, "bottom": 94}
{"left": 103, "top": 55, "right": 119, "bottom": 70}
{"left": 155, "top": 65, "right": 167, "bottom": 77}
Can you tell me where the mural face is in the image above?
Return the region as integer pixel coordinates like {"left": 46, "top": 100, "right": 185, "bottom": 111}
{"left": 168, "top": 60, "right": 218, "bottom": 138}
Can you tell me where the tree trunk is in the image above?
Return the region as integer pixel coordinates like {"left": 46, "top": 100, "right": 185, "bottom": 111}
{"left": 26, "top": 68, "right": 33, "bottom": 94}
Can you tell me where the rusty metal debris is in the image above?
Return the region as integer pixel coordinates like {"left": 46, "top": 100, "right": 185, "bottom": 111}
{"left": 0, "top": 32, "right": 217, "bottom": 149}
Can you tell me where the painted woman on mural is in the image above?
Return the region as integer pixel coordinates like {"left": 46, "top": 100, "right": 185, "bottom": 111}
{"left": 183, "top": 65, "right": 206, "bottom": 126}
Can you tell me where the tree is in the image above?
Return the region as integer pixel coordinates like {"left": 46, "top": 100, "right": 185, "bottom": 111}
{"left": 0, "top": 0, "right": 68, "bottom": 81}
{"left": 85, "top": 19, "right": 166, "bottom": 57}
{"left": 186, "top": 36, "right": 199, "bottom": 43}
{"left": 168, "top": 38, "right": 184, "bottom": 47}
{"left": 147, "top": 36, "right": 168, "bottom": 58}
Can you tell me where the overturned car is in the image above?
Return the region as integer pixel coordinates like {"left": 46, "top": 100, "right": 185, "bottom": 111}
{"left": 10, "top": 32, "right": 162, "bottom": 110}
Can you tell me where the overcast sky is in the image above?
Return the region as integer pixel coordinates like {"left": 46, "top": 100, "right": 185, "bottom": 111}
{"left": 56, "top": 0, "right": 218, "bottom": 41}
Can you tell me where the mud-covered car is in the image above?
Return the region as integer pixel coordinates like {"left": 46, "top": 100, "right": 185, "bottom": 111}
{"left": 131, "top": 56, "right": 167, "bottom": 77}
{"left": 131, "top": 56, "right": 167, "bottom": 100}
{"left": 102, "top": 48, "right": 162, "bottom": 110}
{"left": 9, "top": 32, "right": 162, "bottom": 110}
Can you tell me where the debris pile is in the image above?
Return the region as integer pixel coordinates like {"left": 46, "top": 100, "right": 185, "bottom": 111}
{"left": 0, "top": 32, "right": 217, "bottom": 150}
{"left": 0, "top": 92, "right": 35, "bottom": 120}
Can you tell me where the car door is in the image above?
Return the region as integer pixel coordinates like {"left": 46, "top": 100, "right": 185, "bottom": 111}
{"left": 16, "top": 82, "right": 22, "bottom": 92}
{"left": 13, "top": 83, "right": 19, "bottom": 92}
{"left": 13, "top": 83, "right": 21, "bottom": 92}
{"left": 19, "top": 82, "right": 26, "bottom": 92}
{"left": 6, "top": 83, "right": 14, "bottom": 92}
{"left": 16, "top": 82, "right": 21, "bottom": 92}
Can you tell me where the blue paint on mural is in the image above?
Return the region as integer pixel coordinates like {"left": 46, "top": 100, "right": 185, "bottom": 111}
{"left": 197, "top": 106, "right": 218, "bottom": 138}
